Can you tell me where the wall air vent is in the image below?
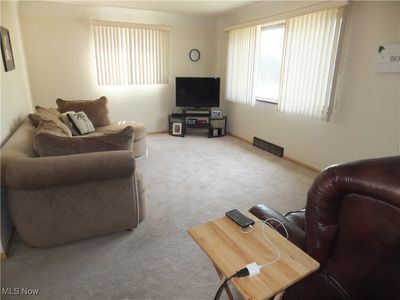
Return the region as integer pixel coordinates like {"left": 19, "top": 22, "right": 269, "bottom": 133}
{"left": 253, "top": 137, "right": 284, "bottom": 158}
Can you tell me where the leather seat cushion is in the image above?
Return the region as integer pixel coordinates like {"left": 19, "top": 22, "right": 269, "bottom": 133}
{"left": 285, "top": 209, "right": 306, "bottom": 231}
{"left": 282, "top": 271, "right": 351, "bottom": 300}
{"left": 249, "top": 204, "right": 306, "bottom": 250}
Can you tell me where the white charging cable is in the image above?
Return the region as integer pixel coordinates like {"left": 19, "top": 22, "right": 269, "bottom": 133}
{"left": 259, "top": 218, "right": 287, "bottom": 268}
{"left": 263, "top": 218, "right": 289, "bottom": 239}
{"left": 238, "top": 217, "right": 289, "bottom": 275}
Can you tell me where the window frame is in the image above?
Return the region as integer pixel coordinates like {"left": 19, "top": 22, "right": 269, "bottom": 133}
{"left": 255, "top": 22, "right": 286, "bottom": 105}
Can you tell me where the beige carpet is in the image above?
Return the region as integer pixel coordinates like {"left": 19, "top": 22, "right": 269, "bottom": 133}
{"left": 1, "top": 133, "right": 317, "bottom": 300}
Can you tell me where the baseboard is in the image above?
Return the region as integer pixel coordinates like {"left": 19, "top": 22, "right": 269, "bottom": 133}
{"left": 228, "top": 132, "right": 252, "bottom": 145}
{"left": 227, "top": 133, "right": 320, "bottom": 173}
{"left": 282, "top": 155, "right": 320, "bottom": 173}
{"left": 147, "top": 130, "right": 168, "bottom": 135}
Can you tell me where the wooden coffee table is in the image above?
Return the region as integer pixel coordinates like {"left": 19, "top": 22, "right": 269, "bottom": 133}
{"left": 188, "top": 211, "right": 319, "bottom": 300}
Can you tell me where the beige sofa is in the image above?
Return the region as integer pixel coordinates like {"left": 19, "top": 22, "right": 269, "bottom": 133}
{"left": 1, "top": 119, "right": 147, "bottom": 247}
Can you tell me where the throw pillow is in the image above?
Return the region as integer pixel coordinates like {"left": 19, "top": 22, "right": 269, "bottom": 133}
{"left": 29, "top": 107, "right": 72, "bottom": 135}
{"left": 56, "top": 96, "right": 111, "bottom": 127}
{"left": 35, "top": 105, "right": 61, "bottom": 118}
{"left": 33, "top": 126, "right": 134, "bottom": 157}
{"left": 32, "top": 118, "right": 72, "bottom": 155}
{"left": 65, "top": 111, "right": 95, "bottom": 135}
{"left": 29, "top": 106, "right": 63, "bottom": 126}
{"left": 60, "top": 111, "right": 80, "bottom": 136}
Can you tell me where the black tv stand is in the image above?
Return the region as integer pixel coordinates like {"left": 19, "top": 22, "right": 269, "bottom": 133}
{"left": 168, "top": 108, "right": 227, "bottom": 138}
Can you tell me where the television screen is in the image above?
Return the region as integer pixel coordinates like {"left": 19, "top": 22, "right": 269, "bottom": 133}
{"left": 176, "top": 77, "right": 220, "bottom": 107}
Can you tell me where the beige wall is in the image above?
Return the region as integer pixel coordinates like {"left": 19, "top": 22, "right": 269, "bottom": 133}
{"left": 217, "top": 1, "right": 400, "bottom": 169}
{"left": 18, "top": 1, "right": 216, "bottom": 133}
{"left": 1, "top": 1, "right": 33, "bottom": 144}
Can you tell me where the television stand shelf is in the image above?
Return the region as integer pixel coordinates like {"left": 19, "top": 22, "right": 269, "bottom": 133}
{"left": 168, "top": 109, "right": 227, "bottom": 138}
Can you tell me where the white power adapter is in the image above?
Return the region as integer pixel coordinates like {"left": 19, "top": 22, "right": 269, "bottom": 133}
{"left": 246, "top": 262, "right": 261, "bottom": 276}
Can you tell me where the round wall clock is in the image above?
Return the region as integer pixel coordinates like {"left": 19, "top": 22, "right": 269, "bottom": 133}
{"left": 189, "top": 49, "right": 200, "bottom": 62}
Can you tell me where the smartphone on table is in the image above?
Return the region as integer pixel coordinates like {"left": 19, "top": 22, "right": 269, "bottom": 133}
{"left": 225, "top": 209, "right": 255, "bottom": 228}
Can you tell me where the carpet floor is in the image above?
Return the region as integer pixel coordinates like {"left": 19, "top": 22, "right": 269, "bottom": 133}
{"left": 1, "top": 133, "right": 317, "bottom": 300}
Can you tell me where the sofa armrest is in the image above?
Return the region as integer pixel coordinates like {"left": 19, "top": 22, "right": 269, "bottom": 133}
{"left": 5, "top": 150, "right": 135, "bottom": 190}
{"left": 249, "top": 204, "right": 306, "bottom": 250}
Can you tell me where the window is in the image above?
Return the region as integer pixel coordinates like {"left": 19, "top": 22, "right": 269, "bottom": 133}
{"left": 256, "top": 24, "right": 285, "bottom": 103}
{"left": 226, "top": 7, "right": 345, "bottom": 121}
{"left": 92, "top": 21, "right": 170, "bottom": 86}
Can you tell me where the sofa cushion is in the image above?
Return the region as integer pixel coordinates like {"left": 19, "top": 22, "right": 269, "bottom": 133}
{"left": 35, "top": 118, "right": 72, "bottom": 138}
{"left": 32, "top": 118, "right": 72, "bottom": 155}
{"left": 28, "top": 106, "right": 61, "bottom": 127}
{"left": 56, "top": 96, "right": 110, "bottom": 127}
{"left": 95, "top": 121, "right": 146, "bottom": 141}
{"left": 36, "top": 105, "right": 61, "bottom": 117}
{"left": 33, "top": 126, "right": 134, "bottom": 157}
{"left": 28, "top": 106, "right": 70, "bottom": 133}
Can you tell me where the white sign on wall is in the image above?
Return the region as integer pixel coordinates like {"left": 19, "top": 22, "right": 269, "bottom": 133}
{"left": 376, "top": 44, "right": 400, "bottom": 73}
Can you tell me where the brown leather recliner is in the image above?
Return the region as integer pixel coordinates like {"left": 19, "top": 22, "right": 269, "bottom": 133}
{"left": 249, "top": 156, "right": 400, "bottom": 300}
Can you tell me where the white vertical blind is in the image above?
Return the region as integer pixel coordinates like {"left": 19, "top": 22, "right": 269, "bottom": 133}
{"left": 278, "top": 7, "right": 344, "bottom": 120}
{"left": 93, "top": 22, "right": 170, "bottom": 85}
{"left": 226, "top": 26, "right": 260, "bottom": 105}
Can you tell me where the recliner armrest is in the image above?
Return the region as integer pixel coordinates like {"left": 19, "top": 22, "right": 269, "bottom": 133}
{"left": 5, "top": 150, "right": 135, "bottom": 190}
{"left": 249, "top": 204, "right": 306, "bottom": 250}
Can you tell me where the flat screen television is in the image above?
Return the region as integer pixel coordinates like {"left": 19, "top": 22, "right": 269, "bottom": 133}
{"left": 176, "top": 77, "right": 220, "bottom": 108}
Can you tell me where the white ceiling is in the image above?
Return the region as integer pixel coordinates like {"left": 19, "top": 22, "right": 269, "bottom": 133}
{"left": 60, "top": 0, "right": 262, "bottom": 17}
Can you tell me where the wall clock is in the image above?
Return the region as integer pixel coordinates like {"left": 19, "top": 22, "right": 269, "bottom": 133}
{"left": 189, "top": 49, "right": 200, "bottom": 62}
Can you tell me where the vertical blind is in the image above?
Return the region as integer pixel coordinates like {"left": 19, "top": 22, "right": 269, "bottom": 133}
{"left": 93, "top": 22, "right": 170, "bottom": 85}
{"left": 278, "top": 7, "right": 344, "bottom": 120}
{"left": 226, "top": 26, "right": 260, "bottom": 105}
